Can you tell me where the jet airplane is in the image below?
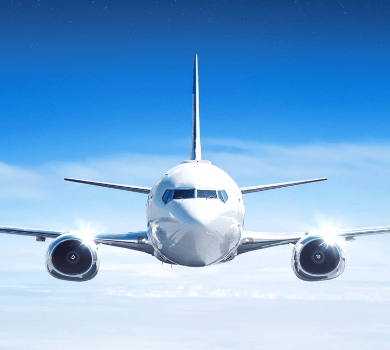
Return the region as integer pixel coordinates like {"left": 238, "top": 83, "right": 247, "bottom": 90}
{"left": 1, "top": 55, "right": 389, "bottom": 282}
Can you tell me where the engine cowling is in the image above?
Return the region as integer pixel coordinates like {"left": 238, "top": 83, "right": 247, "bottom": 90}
{"left": 45, "top": 234, "right": 100, "bottom": 282}
{"left": 292, "top": 235, "right": 346, "bottom": 281}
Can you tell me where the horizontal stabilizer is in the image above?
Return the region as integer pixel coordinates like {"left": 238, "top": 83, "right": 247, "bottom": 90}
{"left": 240, "top": 178, "right": 327, "bottom": 194}
{"left": 0, "top": 226, "right": 65, "bottom": 239}
{"left": 64, "top": 178, "right": 151, "bottom": 194}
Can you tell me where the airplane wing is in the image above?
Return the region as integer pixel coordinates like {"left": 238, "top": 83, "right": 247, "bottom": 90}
{"left": 238, "top": 226, "right": 390, "bottom": 254}
{"left": 240, "top": 178, "right": 327, "bottom": 194}
{"left": 0, "top": 226, "right": 66, "bottom": 240}
{"left": 64, "top": 178, "right": 151, "bottom": 194}
{"left": 0, "top": 227, "right": 154, "bottom": 255}
{"left": 93, "top": 232, "right": 154, "bottom": 255}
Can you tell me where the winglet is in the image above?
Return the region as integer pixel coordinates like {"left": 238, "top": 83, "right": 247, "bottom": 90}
{"left": 190, "top": 54, "right": 201, "bottom": 160}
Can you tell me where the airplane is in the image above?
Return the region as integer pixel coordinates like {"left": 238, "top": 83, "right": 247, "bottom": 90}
{"left": 1, "top": 54, "right": 390, "bottom": 283}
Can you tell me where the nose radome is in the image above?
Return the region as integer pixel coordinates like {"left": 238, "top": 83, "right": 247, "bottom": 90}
{"left": 157, "top": 200, "right": 240, "bottom": 267}
{"left": 173, "top": 200, "right": 222, "bottom": 226}
{"left": 161, "top": 225, "right": 232, "bottom": 267}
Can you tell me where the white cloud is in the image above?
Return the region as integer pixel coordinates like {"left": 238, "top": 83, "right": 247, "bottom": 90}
{"left": 101, "top": 263, "right": 176, "bottom": 278}
{"left": 1, "top": 140, "right": 390, "bottom": 296}
{"left": 54, "top": 153, "right": 182, "bottom": 184}
{"left": 205, "top": 139, "right": 390, "bottom": 181}
{"left": 4, "top": 140, "right": 390, "bottom": 200}
{"left": 0, "top": 262, "right": 42, "bottom": 271}
{"left": 0, "top": 162, "right": 47, "bottom": 200}
{"left": 2, "top": 141, "right": 390, "bottom": 231}
{"left": 103, "top": 284, "right": 390, "bottom": 302}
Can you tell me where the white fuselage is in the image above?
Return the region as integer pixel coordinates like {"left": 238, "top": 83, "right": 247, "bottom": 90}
{"left": 146, "top": 160, "right": 245, "bottom": 267}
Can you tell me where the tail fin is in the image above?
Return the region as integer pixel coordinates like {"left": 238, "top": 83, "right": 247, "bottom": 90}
{"left": 190, "top": 54, "right": 201, "bottom": 160}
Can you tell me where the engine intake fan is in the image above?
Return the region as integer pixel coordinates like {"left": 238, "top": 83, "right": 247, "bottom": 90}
{"left": 46, "top": 234, "right": 100, "bottom": 282}
{"left": 292, "top": 235, "right": 346, "bottom": 281}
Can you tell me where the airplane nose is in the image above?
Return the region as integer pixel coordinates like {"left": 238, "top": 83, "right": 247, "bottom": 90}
{"left": 174, "top": 200, "right": 220, "bottom": 226}
{"left": 155, "top": 200, "right": 240, "bottom": 267}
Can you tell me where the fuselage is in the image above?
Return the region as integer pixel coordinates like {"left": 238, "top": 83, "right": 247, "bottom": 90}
{"left": 147, "top": 160, "right": 245, "bottom": 267}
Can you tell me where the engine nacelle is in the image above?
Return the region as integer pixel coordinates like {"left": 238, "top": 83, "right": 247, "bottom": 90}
{"left": 45, "top": 234, "right": 100, "bottom": 282}
{"left": 292, "top": 235, "right": 346, "bottom": 281}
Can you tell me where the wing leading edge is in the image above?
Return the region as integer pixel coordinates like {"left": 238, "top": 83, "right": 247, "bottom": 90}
{"left": 64, "top": 177, "right": 325, "bottom": 195}
{"left": 240, "top": 177, "right": 327, "bottom": 194}
{"left": 0, "top": 226, "right": 153, "bottom": 254}
{"left": 94, "top": 232, "right": 154, "bottom": 255}
{"left": 2, "top": 225, "right": 390, "bottom": 258}
{"left": 64, "top": 178, "right": 151, "bottom": 194}
{"left": 238, "top": 226, "right": 390, "bottom": 255}
{"left": 0, "top": 226, "right": 65, "bottom": 239}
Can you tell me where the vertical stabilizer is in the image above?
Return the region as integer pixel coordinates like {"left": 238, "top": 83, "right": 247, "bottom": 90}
{"left": 190, "top": 54, "right": 201, "bottom": 160}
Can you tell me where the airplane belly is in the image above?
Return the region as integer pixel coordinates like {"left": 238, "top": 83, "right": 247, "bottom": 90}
{"left": 149, "top": 218, "right": 240, "bottom": 267}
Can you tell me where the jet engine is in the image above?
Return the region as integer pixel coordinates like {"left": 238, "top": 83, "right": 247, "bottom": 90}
{"left": 292, "top": 235, "right": 346, "bottom": 281}
{"left": 45, "top": 234, "right": 100, "bottom": 282}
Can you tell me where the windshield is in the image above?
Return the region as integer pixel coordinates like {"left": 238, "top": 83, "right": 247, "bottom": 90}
{"left": 197, "top": 190, "right": 217, "bottom": 199}
{"left": 173, "top": 189, "right": 195, "bottom": 199}
{"left": 162, "top": 188, "right": 228, "bottom": 204}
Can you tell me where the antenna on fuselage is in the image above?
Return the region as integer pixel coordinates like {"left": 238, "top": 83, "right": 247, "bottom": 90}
{"left": 190, "top": 54, "right": 201, "bottom": 161}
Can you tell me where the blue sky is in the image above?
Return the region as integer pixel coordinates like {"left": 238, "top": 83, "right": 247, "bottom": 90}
{"left": 1, "top": 1, "right": 390, "bottom": 349}
{"left": 1, "top": 0, "right": 389, "bottom": 164}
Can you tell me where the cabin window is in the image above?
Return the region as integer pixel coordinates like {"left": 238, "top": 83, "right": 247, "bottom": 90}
{"left": 197, "top": 190, "right": 217, "bottom": 199}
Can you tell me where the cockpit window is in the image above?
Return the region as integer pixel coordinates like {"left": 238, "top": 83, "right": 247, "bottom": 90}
{"left": 173, "top": 189, "right": 195, "bottom": 199}
{"left": 162, "top": 188, "right": 227, "bottom": 204}
{"left": 162, "top": 189, "right": 174, "bottom": 204}
{"left": 197, "top": 190, "right": 217, "bottom": 199}
{"left": 218, "top": 190, "right": 228, "bottom": 203}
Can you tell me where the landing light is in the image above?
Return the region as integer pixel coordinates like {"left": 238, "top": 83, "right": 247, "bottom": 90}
{"left": 68, "top": 228, "right": 96, "bottom": 247}
{"left": 314, "top": 226, "right": 338, "bottom": 246}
